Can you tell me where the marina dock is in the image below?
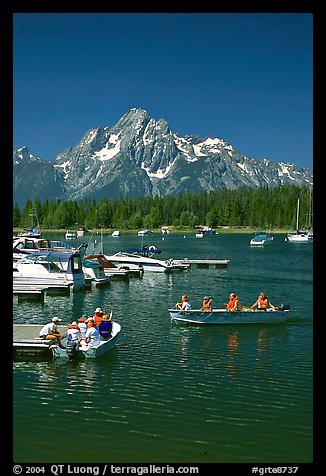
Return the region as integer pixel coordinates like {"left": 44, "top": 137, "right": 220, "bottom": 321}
{"left": 13, "top": 324, "right": 67, "bottom": 357}
{"left": 13, "top": 284, "right": 71, "bottom": 302}
{"left": 174, "top": 259, "right": 229, "bottom": 269}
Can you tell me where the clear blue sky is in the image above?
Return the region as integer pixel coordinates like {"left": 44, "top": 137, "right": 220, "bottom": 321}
{"left": 13, "top": 13, "right": 313, "bottom": 169}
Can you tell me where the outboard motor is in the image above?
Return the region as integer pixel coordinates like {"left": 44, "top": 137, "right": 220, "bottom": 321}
{"left": 66, "top": 339, "right": 79, "bottom": 358}
{"left": 276, "top": 304, "right": 290, "bottom": 311}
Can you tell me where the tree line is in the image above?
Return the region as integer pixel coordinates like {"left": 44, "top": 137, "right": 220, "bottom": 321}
{"left": 13, "top": 185, "right": 313, "bottom": 231}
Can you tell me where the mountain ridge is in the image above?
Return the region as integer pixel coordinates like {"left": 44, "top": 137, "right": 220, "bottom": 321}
{"left": 13, "top": 107, "right": 313, "bottom": 207}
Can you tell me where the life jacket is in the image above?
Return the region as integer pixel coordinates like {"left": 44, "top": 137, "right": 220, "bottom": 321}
{"left": 227, "top": 296, "right": 238, "bottom": 310}
{"left": 202, "top": 300, "right": 212, "bottom": 311}
{"left": 67, "top": 324, "right": 79, "bottom": 329}
{"left": 258, "top": 297, "right": 268, "bottom": 309}
{"left": 93, "top": 312, "right": 104, "bottom": 326}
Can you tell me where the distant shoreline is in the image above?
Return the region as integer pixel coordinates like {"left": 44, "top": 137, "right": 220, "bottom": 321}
{"left": 13, "top": 226, "right": 298, "bottom": 235}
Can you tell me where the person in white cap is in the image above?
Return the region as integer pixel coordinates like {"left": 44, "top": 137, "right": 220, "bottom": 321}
{"left": 93, "top": 307, "right": 105, "bottom": 327}
{"left": 39, "top": 317, "right": 65, "bottom": 349}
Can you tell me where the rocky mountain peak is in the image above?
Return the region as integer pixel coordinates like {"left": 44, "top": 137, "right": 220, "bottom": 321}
{"left": 13, "top": 107, "right": 313, "bottom": 207}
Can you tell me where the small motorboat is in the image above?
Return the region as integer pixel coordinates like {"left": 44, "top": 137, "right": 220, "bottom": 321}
{"left": 65, "top": 230, "right": 77, "bottom": 240}
{"left": 53, "top": 321, "right": 121, "bottom": 360}
{"left": 13, "top": 321, "right": 121, "bottom": 360}
{"left": 168, "top": 307, "right": 290, "bottom": 325}
{"left": 250, "top": 233, "right": 274, "bottom": 246}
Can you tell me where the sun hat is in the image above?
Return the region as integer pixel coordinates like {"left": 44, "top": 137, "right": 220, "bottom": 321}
{"left": 95, "top": 307, "right": 102, "bottom": 313}
{"left": 52, "top": 317, "right": 61, "bottom": 322}
{"left": 204, "top": 296, "right": 210, "bottom": 300}
{"left": 71, "top": 321, "right": 78, "bottom": 326}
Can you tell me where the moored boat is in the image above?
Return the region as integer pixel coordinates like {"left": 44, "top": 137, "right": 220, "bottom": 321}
{"left": 285, "top": 198, "right": 313, "bottom": 243}
{"left": 250, "top": 233, "right": 274, "bottom": 246}
{"left": 168, "top": 307, "right": 290, "bottom": 325}
{"left": 106, "top": 250, "right": 185, "bottom": 273}
{"left": 65, "top": 230, "right": 77, "bottom": 240}
{"left": 13, "top": 251, "right": 86, "bottom": 290}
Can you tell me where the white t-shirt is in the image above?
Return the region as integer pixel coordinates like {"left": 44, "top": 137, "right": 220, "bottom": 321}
{"left": 39, "top": 322, "right": 57, "bottom": 337}
{"left": 78, "top": 322, "right": 87, "bottom": 338}
{"left": 182, "top": 301, "right": 191, "bottom": 311}
{"left": 67, "top": 328, "right": 81, "bottom": 343}
{"left": 85, "top": 326, "right": 100, "bottom": 348}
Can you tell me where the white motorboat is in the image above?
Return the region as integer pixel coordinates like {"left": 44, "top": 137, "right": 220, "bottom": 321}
{"left": 138, "top": 229, "right": 153, "bottom": 236}
{"left": 53, "top": 321, "right": 121, "bottom": 360}
{"left": 105, "top": 249, "right": 183, "bottom": 273}
{"left": 82, "top": 259, "right": 110, "bottom": 286}
{"left": 13, "top": 251, "right": 86, "bottom": 290}
{"left": 13, "top": 236, "right": 86, "bottom": 262}
{"left": 65, "top": 230, "right": 77, "bottom": 240}
{"left": 250, "top": 233, "right": 274, "bottom": 246}
{"left": 195, "top": 226, "right": 218, "bottom": 238}
{"left": 112, "top": 230, "right": 122, "bottom": 237}
{"left": 285, "top": 197, "right": 313, "bottom": 243}
{"left": 168, "top": 307, "right": 290, "bottom": 325}
{"left": 84, "top": 254, "right": 135, "bottom": 279}
{"left": 13, "top": 321, "right": 121, "bottom": 361}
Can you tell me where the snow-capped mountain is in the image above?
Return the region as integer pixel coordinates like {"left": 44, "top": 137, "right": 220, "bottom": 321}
{"left": 13, "top": 108, "right": 313, "bottom": 207}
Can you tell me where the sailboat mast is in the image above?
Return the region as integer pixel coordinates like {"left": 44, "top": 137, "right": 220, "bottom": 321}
{"left": 296, "top": 198, "right": 300, "bottom": 233}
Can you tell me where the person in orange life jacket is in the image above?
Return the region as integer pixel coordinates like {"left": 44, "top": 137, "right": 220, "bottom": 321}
{"left": 99, "top": 312, "right": 112, "bottom": 340}
{"left": 93, "top": 307, "right": 105, "bottom": 327}
{"left": 67, "top": 321, "right": 82, "bottom": 343}
{"left": 201, "top": 296, "right": 213, "bottom": 311}
{"left": 225, "top": 293, "right": 241, "bottom": 311}
{"left": 250, "top": 292, "right": 275, "bottom": 310}
{"left": 176, "top": 295, "right": 191, "bottom": 311}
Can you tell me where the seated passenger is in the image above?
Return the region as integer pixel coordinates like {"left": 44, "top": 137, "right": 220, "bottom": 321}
{"left": 81, "top": 318, "right": 100, "bottom": 349}
{"left": 225, "top": 293, "right": 241, "bottom": 311}
{"left": 176, "top": 295, "right": 191, "bottom": 311}
{"left": 93, "top": 307, "right": 105, "bottom": 327}
{"left": 250, "top": 292, "right": 275, "bottom": 310}
{"left": 39, "top": 316, "right": 65, "bottom": 349}
{"left": 98, "top": 313, "right": 112, "bottom": 340}
{"left": 201, "top": 296, "right": 213, "bottom": 312}
{"left": 67, "top": 321, "right": 82, "bottom": 343}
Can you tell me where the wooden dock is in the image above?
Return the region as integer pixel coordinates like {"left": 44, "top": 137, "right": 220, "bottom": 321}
{"left": 13, "top": 324, "right": 67, "bottom": 358}
{"left": 13, "top": 284, "right": 72, "bottom": 302}
{"left": 174, "top": 259, "right": 230, "bottom": 269}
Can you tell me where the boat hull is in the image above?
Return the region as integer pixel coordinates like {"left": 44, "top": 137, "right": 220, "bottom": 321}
{"left": 168, "top": 309, "right": 289, "bottom": 325}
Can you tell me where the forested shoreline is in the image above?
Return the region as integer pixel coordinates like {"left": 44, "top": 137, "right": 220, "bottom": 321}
{"left": 13, "top": 185, "right": 313, "bottom": 231}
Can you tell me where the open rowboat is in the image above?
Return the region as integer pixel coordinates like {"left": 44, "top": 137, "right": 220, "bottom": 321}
{"left": 168, "top": 308, "right": 289, "bottom": 325}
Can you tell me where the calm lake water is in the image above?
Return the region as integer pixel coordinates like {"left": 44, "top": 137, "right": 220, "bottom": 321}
{"left": 13, "top": 233, "right": 313, "bottom": 464}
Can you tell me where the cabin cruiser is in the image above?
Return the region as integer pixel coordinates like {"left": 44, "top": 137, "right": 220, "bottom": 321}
{"left": 13, "top": 236, "right": 86, "bottom": 262}
{"left": 138, "top": 229, "right": 153, "bottom": 236}
{"left": 82, "top": 259, "right": 110, "bottom": 286}
{"left": 65, "top": 230, "right": 77, "bottom": 239}
{"left": 84, "top": 254, "right": 136, "bottom": 279}
{"left": 195, "top": 226, "right": 218, "bottom": 238}
{"left": 105, "top": 249, "right": 184, "bottom": 273}
{"left": 13, "top": 251, "right": 86, "bottom": 290}
{"left": 250, "top": 233, "right": 274, "bottom": 246}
